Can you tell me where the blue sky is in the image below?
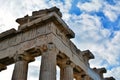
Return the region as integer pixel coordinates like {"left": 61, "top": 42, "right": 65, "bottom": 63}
{"left": 0, "top": 0, "right": 120, "bottom": 80}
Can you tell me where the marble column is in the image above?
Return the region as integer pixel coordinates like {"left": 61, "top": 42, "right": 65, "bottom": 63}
{"left": 12, "top": 54, "right": 34, "bottom": 80}
{"left": 60, "top": 61, "right": 74, "bottom": 80}
{"left": 39, "top": 44, "right": 57, "bottom": 80}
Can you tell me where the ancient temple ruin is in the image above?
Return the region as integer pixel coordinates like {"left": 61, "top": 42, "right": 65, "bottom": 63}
{"left": 0, "top": 7, "right": 115, "bottom": 80}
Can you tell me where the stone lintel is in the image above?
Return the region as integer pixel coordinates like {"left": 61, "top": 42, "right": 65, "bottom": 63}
{"left": 24, "top": 46, "right": 43, "bottom": 57}
{"left": 0, "top": 28, "right": 16, "bottom": 41}
{"left": 76, "top": 49, "right": 83, "bottom": 60}
{"left": 104, "top": 77, "right": 116, "bottom": 80}
{"left": 82, "top": 50, "right": 95, "bottom": 60}
{"left": 57, "top": 52, "right": 68, "bottom": 60}
{"left": 58, "top": 58, "right": 75, "bottom": 68}
{"left": 76, "top": 49, "right": 81, "bottom": 54}
{"left": 13, "top": 54, "right": 35, "bottom": 63}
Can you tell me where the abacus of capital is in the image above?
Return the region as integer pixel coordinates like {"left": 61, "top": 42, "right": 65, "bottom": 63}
{"left": 0, "top": 7, "right": 115, "bottom": 80}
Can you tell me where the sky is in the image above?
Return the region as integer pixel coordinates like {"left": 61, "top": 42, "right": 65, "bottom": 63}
{"left": 0, "top": 0, "right": 120, "bottom": 80}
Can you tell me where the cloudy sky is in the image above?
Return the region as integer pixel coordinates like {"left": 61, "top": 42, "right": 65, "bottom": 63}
{"left": 0, "top": 0, "right": 120, "bottom": 80}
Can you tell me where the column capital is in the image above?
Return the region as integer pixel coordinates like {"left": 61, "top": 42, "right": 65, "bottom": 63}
{"left": 24, "top": 46, "right": 42, "bottom": 56}
{"left": 83, "top": 75, "right": 92, "bottom": 80}
{"left": 13, "top": 54, "right": 35, "bottom": 63}
{"left": 58, "top": 59, "right": 75, "bottom": 68}
{"left": 60, "top": 59, "right": 74, "bottom": 80}
{"left": 0, "top": 63, "right": 7, "bottom": 72}
{"left": 38, "top": 43, "right": 59, "bottom": 54}
{"left": 66, "top": 60, "right": 75, "bottom": 68}
{"left": 74, "top": 73, "right": 83, "bottom": 80}
{"left": 47, "top": 43, "right": 59, "bottom": 53}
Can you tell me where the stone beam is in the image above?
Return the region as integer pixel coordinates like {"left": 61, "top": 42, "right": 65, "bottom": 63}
{"left": 0, "top": 28, "right": 16, "bottom": 41}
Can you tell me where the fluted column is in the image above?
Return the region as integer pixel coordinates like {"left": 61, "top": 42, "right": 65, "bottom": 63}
{"left": 12, "top": 54, "right": 34, "bottom": 80}
{"left": 39, "top": 43, "right": 58, "bottom": 80}
{"left": 60, "top": 60, "right": 74, "bottom": 80}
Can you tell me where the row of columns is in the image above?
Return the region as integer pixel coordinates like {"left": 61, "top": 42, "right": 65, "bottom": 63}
{"left": 0, "top": 44, "right": 91, "bottom": 80}
{"left": 11, "top": 54, "right": 78, "bottom": 80}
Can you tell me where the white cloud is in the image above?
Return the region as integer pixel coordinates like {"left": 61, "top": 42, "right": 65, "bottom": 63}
{"left": 47, "top": 0, "right": 72, "bottom": 21}
{"left": 68, "top": 13, "right": 110, "bottom": 43}
{"left": 77, "top": 0, "right": 102, "bottom": 12}
{"left": 68, "top": 12, "right": 120, "bottom": 79}
{"left": 103, "top": 2, "right": 120, "bottom": 22}
{"left": 77, "top": 0, "right": 120, "bottom": 22}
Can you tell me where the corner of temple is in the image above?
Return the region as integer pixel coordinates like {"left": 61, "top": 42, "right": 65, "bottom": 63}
{"left": 16, "top": 6, "right": 62, "bottom": 26}
{"left": 32, "top": 6, "right": 62, "bottom": 18}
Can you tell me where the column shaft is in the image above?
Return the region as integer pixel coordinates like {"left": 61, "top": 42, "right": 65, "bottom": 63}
{"left": 39, "top": 50, "right": 57, "bottom": 80}
{"left": 12, "top": 60, "right": 28, "bottom": 80}
{"left": 60, "top": 65, "right": 73, "bottom": 80}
